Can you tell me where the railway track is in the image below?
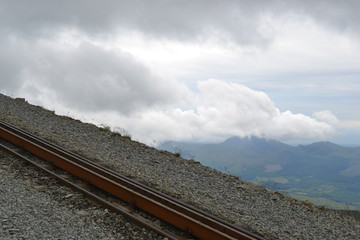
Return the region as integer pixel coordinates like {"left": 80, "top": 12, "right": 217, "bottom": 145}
{"left": 0, "top": 120, "right": 266, "bottom": 240}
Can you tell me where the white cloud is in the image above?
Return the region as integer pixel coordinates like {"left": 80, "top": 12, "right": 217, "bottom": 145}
{"left": 313, "top": 111, "right": 339, "bottom": 126}
{"left": 76, "top": 79, "right": 337, "bottom": 145}
{"left": 267, "top": 111, "right": 336, "bottom": 142}
{"left": 2, "top": 37, "right": 336, "bottom": 145}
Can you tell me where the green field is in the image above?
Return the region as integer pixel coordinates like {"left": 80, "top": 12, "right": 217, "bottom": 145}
{"left": 250, "top": 175, "right": 360, "bottom": 210}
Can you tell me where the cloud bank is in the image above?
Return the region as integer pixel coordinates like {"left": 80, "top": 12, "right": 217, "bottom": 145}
{"left": 68, "top": 79, "right": 337, "bottom": 145}
{"left": 0, "top": 0, "right": 347, "bottom": 145}
{"left": 2, "top": 38, "right": 337, "bottom": 144}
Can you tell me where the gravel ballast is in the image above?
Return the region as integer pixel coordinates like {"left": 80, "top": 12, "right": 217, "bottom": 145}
{"left": 1, "top": 93, "right": 359, "bottom": 240}
{"left": 0, "top": 145, "right": 162, "bottom": 240}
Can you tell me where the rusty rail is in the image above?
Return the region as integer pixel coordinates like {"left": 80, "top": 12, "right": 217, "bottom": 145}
{"left": 0, "top": 120, "right": 266, "bottom": 240}
{"left": 0, "top": 143, "right": 179, "bottom": 240}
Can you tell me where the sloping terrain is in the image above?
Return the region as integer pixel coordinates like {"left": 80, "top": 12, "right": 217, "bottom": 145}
{"left": 1, "top": 93, "right": 360, "bottom": 239}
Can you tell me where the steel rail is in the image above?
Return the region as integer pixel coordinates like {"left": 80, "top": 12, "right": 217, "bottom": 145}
{"left": 0, "top": 143, "right": 179, "bottom": 240}
{"left": 0, "top": 120, "right": 265, "bottom": 240}
{"left": 0, "top": 120, "right": 264, "bottom": 240}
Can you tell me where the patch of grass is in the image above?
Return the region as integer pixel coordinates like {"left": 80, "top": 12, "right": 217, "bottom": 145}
{"left": 99, "top": 124, "right": 111, "bottom": 132}
{"left": 172, "top": 147, "right": 183, "bottom": 158}
{"left": 188, "top": 159, "right": 200, "bottom": 165}
{"left": 122, "top": 135, "right": 132, "bottom": 140}
{"left": 98, "top": 124, "right": 133, "bottom": 140}
{"left": 112, "top": 126, "right": 132, "bottom": 140}
{"left": 59, "top": 114, "right": 82, "bottom": 123}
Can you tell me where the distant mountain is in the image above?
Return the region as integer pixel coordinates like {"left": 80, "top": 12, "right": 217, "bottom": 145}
{"left": 299, "top": 141, "right": 343, "bottom": 156}
{"left": 158, "top": 137, "right": 360, "bottom": 210}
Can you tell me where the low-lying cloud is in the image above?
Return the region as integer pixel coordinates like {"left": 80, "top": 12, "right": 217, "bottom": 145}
{"left": 77, "top": 79, "right": 337, "bottom": 145}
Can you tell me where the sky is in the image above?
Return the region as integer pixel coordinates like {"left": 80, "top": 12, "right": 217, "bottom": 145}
{"left": 1, "top": 0, "right": 360, "bottom": 146}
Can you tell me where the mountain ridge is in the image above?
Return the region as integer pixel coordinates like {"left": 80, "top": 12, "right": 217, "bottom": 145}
{"left": 158, "top": 136, "right": 360, "bottom": 210}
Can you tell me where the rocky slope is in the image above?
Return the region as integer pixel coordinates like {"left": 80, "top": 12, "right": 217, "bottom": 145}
{"left": 0, "top": 144, "right": 161, "bottom": 240}
{"left": 0, "top": 93, "right": 359, "bottom": 240}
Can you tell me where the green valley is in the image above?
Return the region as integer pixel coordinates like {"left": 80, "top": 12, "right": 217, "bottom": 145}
{"left": 158, "top": 137, "right": 360, "bottom": 210}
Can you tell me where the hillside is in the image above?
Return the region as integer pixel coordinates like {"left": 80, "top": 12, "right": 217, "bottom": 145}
{"left": 1, "top": 93, "right": 360, "bottom": 239}
{"left": 159, "top": 137, "right": 360, "bottom": 210}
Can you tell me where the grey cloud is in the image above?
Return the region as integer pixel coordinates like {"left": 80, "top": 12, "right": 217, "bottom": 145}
{"left": 6, "top": 40, "right": 187, "bottom": 113}
{"left": 0, "top": 50, "right": 22, "bottom": 91}
{"left": 0, "top": 0, "right": 269, "bottom": 45}
{"left": 291, "top": 0, "right": 360, "bottom": 33}
{"left": 0, "top": 39, "right": 33, "bottom": 92}
{"left": 1, "top": 1, "right": 360, "bottom": 46}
